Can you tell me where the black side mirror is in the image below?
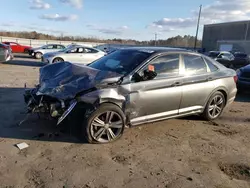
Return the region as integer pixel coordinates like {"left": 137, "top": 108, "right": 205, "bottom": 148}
{"left": 133, "top": 72, "right": 143, "bottom": 82}
{"left": 133, "top": 70, "right": 157, "bottom": 82}
{"left": 143, "top": 70, "right": 157, "bottom": 80}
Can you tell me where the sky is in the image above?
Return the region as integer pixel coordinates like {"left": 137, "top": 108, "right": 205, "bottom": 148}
{"left": 1, "top": 0, "right": 250, "bottom": 40}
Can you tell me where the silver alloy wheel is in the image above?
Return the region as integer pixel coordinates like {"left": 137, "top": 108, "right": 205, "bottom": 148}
{"left": 90, "top": 111, "right": 123, "bottom": 143}
{"left": 35, "top": 53, "right": 42, "bottom": 59}
{"left": 208, "top": 95, "right": 224, "bottom": 118}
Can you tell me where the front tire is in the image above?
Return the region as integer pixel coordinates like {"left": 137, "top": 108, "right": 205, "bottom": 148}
{"left": 35, "top": 52, "right": 42, "bottom": 59}
{"left": 53, "top": 57, "right": 64, "bottom": 63}
{"left": 82, "top": 103, "right": 125, "bottom": 144}
{"left": 202, "top": 91, "right": 225, "bottom": 121}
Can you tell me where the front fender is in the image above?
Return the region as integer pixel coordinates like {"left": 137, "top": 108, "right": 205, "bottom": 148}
{"left": 78, "top": 88, "right": 126, "bottom": 109}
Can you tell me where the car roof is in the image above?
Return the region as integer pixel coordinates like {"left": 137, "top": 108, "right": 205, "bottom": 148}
{"left": 45, "top": 44, "right": 64, "bottom": 45}
{"left": 219, "top": 51, "right": 232, "bottom": 54}
{"left": 119, "top": 46, "right": 189, "bottom": 54}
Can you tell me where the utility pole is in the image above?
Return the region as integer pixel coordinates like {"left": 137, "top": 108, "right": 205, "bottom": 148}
{"left": 245, "top": 21, "right": 249, "bottom": 41}
{"left": 154, "top": 33, "right": 157, "bottom": 46}
{"left": 194, "top": 5, "right": 202, "bottom": 50}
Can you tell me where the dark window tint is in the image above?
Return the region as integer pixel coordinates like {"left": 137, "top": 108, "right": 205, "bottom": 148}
{"left": 85, "top": 48, "right": 98, "bottom": 53}
{"left": 46, "top": 45, "right": 53, "bottom": 49}
{"left": 183, "top": 54, "right": 207, "bottom": 75}
{"left": 57, "top": 45, "right": 64, "bottom": 49}
{"left": 205, "top": 57, "right": 218, "bottom": 72}
{"left": 146, "top": 54, "right": 180, "bottom": 77}
{"left": 208, "top": 52, "right": 219, "bottom": 58}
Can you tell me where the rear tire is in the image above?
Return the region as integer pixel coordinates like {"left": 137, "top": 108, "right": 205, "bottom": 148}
{"left": 53, "top": 57, "right": 64, "bottom": 63}
{"left": 35, "top": 52, "right": 42, "bottom": 59}
{"left": 81, "top": 103, "right": 126, "bottom": 144}
{"left": 24, "top": 48, "right": 29, "bottom": 53}
{"left": 202, "top": 91, "right": 225, "bottom": 121}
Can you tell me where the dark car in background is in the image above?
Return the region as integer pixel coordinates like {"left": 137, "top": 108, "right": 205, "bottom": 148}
{"left": 0, "top": 43, "right": 13, "bottom": 62}
{"left": 208, "top": 51, "right": 235, "bottom": 68}
{"left": 233, "top": 52, "right": 250, "bottom": 69}
{"left": 236, "top": 65, "right": 250, "bottom": 92}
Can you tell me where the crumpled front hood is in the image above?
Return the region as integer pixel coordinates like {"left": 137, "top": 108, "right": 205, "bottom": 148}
{"left": 37, "top": 62, "right": 122, "bottom": 100}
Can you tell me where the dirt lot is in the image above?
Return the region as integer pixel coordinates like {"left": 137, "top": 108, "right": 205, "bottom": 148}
{"left": 0, "top": 54, "right": 250, "bottom": 188}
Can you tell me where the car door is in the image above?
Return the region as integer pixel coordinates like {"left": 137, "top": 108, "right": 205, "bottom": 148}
{"left": 43, "top": 44, "right": 54, "bottom": 53}
{"left": 127, "top": 53, "right": 183, "bottom": 124}
{"left": 63, "top": 47, "right": 81, "bottom": 63}
{"left": 71, "top": 47, "right": 97, "bottom": 64}
{"left": 0, "top": 46, "right": 6, "bottom": 62}
{"left": 179, "top": 53, "right": 216, "bottom": 115}
{"left": 10, "top": 42, "right": 19, "bottom": 53}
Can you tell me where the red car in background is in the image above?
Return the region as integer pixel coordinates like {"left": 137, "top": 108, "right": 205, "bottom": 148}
{"left": 2, "top": 42, "right": 31, "bottom": 53}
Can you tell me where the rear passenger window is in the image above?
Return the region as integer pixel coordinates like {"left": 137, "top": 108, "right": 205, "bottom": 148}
{"left": 205, "top": 58, "right": 218, "bottom": 72}
{"left": 85, "top": 48, "right": 98, "bottom": 53}
{"left": 57, "top": 45, "right": 64, "bottom": 49}
{"left": 183, "top": 54, "right": 207, "bottom": 75}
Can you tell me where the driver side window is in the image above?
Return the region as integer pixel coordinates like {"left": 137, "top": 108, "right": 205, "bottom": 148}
{"left": 142, "top": 54, "right": 180, "bottom": 79}
{"left": 46, "top": 45, "right": 53, "bottom": 49}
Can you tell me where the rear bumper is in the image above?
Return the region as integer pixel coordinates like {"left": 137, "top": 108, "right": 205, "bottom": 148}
{"left": 226, "top": 87, "right": 237, "bottom": 107}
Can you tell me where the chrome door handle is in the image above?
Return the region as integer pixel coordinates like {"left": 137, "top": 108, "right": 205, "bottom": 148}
{"left": 207, "top": 77, "right": 213, "bottom": 81}
{"left": 171, "top": 82, "right": 182, "bottom": 87}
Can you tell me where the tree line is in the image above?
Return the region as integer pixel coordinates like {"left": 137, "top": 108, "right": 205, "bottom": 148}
{"left": 0, "top": 31, "right": 201, "bottom": 48}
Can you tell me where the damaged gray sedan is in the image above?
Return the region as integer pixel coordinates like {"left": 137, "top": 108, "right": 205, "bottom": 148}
{"left": 24, "top": 47, "right": 237, "bottom": 143}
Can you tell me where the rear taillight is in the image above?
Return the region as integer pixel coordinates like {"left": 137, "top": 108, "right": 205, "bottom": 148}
{"left": 233, "top": 75, "right": 238, "bottom": 83}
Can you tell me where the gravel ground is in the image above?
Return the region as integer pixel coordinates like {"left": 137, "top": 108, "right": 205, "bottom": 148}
{"left": 0, "top": 54, "right": 250, "bottom": 188}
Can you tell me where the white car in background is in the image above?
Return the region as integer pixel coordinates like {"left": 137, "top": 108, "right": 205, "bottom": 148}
{"left": 42, "top": 45, "right": 106, "bottom": 65}
{"left": 28, "top": 44, "right": 66, "bottom": 59}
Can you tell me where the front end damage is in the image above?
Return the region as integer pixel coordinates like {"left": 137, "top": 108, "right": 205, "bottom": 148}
{"left": 24, "top": 87, "right": 74, "bottom": 123}
{"left": 23, "top": 61, "right": 123, "bottom": 125}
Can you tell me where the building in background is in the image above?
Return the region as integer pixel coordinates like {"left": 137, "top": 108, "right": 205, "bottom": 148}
{"left": 202, "top": 20, "right": 250, "bottom": 54}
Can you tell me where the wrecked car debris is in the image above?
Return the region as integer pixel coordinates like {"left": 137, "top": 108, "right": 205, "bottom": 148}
{"left": 24, "top": 48, "right": 237, "bottom": 143}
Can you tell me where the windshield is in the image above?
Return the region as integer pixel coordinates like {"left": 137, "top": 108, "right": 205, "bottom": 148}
{"left": 88, "top": 49, "right": 152, "bottom": 75}
{"left": 209, "top": 52, "right": 219, "bottom": 58}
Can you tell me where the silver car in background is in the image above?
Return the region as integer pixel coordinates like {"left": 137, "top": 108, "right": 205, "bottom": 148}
{"left": 28, "top": 44, "right": 66, "bottom": 59}
{"left": 42, "top": 45, "right": 106, "bottom": 65}
{"left": 24, "top": 47, "right": 237, "bottom": 144}
{"left": 0, "top": 43, "right": 13, "bottom": 62}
